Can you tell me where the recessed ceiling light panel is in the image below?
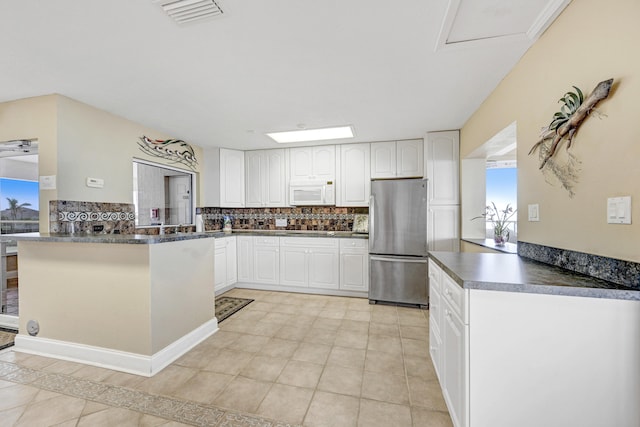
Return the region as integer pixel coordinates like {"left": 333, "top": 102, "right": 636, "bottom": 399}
{"left": 266, "top": 126, "right": 355, "bottom": 144}
{"left": 154, "top": 0, "right": 223, "bottom": 24}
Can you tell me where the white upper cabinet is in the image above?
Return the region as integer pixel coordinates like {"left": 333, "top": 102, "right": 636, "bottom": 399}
{"left": 371, "top": 139, "right": 423, "bottom": 179}
{"left": 202, "top": 148, "right": 245, "bottom": 208}
{"left": 245, "top": 149, "right": 286, "bottom": 207}
{"left": 425, "top": 131, "right": 460, "bottom": 205}
{"left": 289, "top": 146, "right": 336, "bottom": 182}
{"left": 397, "top": 139, "right": 424, "bottom": 178}
{"left": 337, "top": 143, "right": 370, "bottom": 207}
{"left": 370, "top": 141, "right": 396, "bottom": 178}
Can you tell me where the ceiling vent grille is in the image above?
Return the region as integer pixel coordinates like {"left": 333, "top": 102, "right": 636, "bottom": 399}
{"left": 154, "top": 0, "right": 223, "bottom": 24}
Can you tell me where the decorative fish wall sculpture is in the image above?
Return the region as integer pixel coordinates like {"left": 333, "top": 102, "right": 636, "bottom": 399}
{"left": 137, "top": 135, "right": 198, "bottom": 171}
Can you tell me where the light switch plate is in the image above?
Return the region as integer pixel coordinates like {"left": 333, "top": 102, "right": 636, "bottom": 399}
{"left": 528, "top": 204, "right": 540, "bottom": 222}
{"left": 607, "top": 196, "right": 631, "bottom": 224}
{"left": 39, "top": 175, "right": 56, "bottom": 190}
{"left": 275, "top": 218, "right": 287, "bottom": 227}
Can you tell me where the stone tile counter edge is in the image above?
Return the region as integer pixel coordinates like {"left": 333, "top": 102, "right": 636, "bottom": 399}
{"left": 428, "top": 251, "right": 640, "bottom": 301}
{"left": 0, "top": 232, "right": 216, "bottom": 244}
{"left": 208, "top": 230, "right": 369, "bottom": 239}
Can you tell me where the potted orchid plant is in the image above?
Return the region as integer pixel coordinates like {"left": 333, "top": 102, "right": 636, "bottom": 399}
{"left": 472, "top": 202, "right": 516, "bottom": 246}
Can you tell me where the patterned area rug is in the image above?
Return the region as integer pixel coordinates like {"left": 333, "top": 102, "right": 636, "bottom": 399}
{"left": 0, "top": 327, "right": 17, "bottom": 350}
{"left": 215, "top": 297, "right": 254, "bottom": 323}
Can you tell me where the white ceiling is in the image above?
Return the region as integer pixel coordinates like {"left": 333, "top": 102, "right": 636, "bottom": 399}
{"left": 0, "top": 0, "right": 569, "bottom": 151}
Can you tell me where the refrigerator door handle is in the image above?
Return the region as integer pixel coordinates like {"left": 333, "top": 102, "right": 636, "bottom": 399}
{"left": 369, "top": 195, "right": 375, "bottom": 252}
{"left": 370, "top": 256, "right": 427, "bottom": 264}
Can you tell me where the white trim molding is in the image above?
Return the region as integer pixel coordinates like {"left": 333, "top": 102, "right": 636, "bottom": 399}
{"left": 14, "top": 318, "right": 218, "bottom": 377}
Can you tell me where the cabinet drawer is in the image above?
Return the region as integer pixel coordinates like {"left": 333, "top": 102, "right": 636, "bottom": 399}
{"left": 254, "top": 236, "right": 279, "bottom": 246}
{"left": 280, "top": 237, "right": 339, "bottom": 248}
{"left": 340, "top": 238, "right": 368, "bottom": 250}
{"left": 215, "top": 236, "right": 234, "bottom": 248}
{"left": 442, "top": 273, "right": 467, "bottom": 323}
{"left": 428, "top": 259, "right": 442, "bottom": 292}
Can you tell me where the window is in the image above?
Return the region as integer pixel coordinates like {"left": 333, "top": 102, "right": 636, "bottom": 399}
{"left": 133, "top": 160, "right": 196, "bottom": 226}
{"left": 0, "top": 178, "right": 39, "bottom": 234}
{"left": 461, "top": 122, "right": 517, "bottom": 242}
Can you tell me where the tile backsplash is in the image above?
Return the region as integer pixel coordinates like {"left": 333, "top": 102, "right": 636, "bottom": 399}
{"left": 201, "top": 207, "right": 368, "bottom": 232}
{"left": 50, "top": 200, "right": 136, "bottom": 234}
{"left": 49, "top": 201, "right": 368, "bottom": 235}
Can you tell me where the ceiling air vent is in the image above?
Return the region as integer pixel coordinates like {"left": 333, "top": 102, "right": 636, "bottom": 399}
{"left": 154, "top": 0, "right": 223, "bottom": 24}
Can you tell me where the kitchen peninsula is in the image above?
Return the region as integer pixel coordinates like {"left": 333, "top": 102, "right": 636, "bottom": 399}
{"left": 428, "top": 251, "right": 640, "bottom": 427}
{"left": 2, "top": 232, "right": 217, "bottom": 377}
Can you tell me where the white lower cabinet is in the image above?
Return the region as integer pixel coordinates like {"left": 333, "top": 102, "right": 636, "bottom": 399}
{"left": 429, "top": 259, "right": 468, "bottom": 427}
{"left": 429, "top": 258, "right": 640, "bottom": 427}
{"left": 339, "top": 239, "right": 369, "bottom": 292}
{"left": 214, "top": 236, "right": 237, "bottom": 294}
{"left": 253, "top": 236, "right": 280, "bottom": 285}
{"left": 235, "top": 235, "right": 368, "bottom": 295}
{"left": 442, "top": 295, "right": 467, "bottom": 427}
{"left": 236, "top": 235, "right": 254, "bottom": 282}
{"left": 279, "top": 245, "right": 308, "bottom": 287}
{"left": 279, "top": 237, "right": 339, "bottom": 289}
{"left": 428, "top": 259, "right": 443, "bottom": 379}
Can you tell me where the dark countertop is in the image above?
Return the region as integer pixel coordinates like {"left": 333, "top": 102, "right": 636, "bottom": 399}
{"left": 0, "top": 232, "right": 216, "bottom": 245}
{"left": 428, "top": 251, "right": 640, "bottom": 301}
{"left": 0, "top": 230, "right": 368, "bottom": 245}
{"left": 213, "top": 230, "right": 369, "bottom": 239}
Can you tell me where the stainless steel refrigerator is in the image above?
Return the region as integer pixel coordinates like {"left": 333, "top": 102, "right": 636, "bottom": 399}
{"left": 369, "top": 179, "right": 428, "bottom": 308}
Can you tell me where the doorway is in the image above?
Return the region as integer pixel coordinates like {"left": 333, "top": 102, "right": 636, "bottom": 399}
{"left": 0, "top": 139, "right": 39, "bottom": 328}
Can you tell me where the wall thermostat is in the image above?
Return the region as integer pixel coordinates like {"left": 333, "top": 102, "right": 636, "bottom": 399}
{"left": 86, "top": 177, "right": 104, "bottom": 188}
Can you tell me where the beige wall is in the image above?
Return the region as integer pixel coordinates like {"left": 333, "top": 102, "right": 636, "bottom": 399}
{"left": 461, "top": 0, "right": 640, "bottom": 263}
{"left": 1, "top": 95, "right": 205, "bottom": 230}
{"left": 56, "top": 95, "right": 204, "bottom": 204}
{"left": 0, "top": 95, "right": 58, "bottom": 228}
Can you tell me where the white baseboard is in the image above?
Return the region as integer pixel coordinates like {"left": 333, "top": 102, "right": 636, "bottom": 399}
{"left": 214, "top": 282, "right": 237, "bottom": 296}
{"left": 14, "top": 317, "right": 219, "bottom": 377}
{"left": 0, "top": 314, "right": 18, "bottom": 330}
{"left": 234, "top": 282, "right": 368, "bottom": 298}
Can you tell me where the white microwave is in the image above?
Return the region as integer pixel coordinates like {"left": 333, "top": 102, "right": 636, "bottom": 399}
{"left": 289, "top": 181, "right": 335, "bottom": 206}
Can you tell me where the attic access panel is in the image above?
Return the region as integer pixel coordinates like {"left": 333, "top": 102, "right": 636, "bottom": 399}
{"left": 436, "top": 0, "right": 570, "bottom": 49}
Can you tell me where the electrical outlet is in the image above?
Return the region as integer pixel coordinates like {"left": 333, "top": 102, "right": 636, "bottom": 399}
{"left": 93, "top": 225, "right": 105, "bottom": 233}
{"left": 276, "top": 218, "right": 287, "bottom": 227}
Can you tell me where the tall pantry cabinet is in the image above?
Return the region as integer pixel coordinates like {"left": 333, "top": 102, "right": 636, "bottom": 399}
{"left": 202, "top": 148, "right": 245, "bottom": 208}
{"left": 425, "top": 131, "right": 460, "bottom": 252}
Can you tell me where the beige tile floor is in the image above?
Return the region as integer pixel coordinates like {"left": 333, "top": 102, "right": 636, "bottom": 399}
{"left": 0, "top": 289, "right": 452, "bottom": 426}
